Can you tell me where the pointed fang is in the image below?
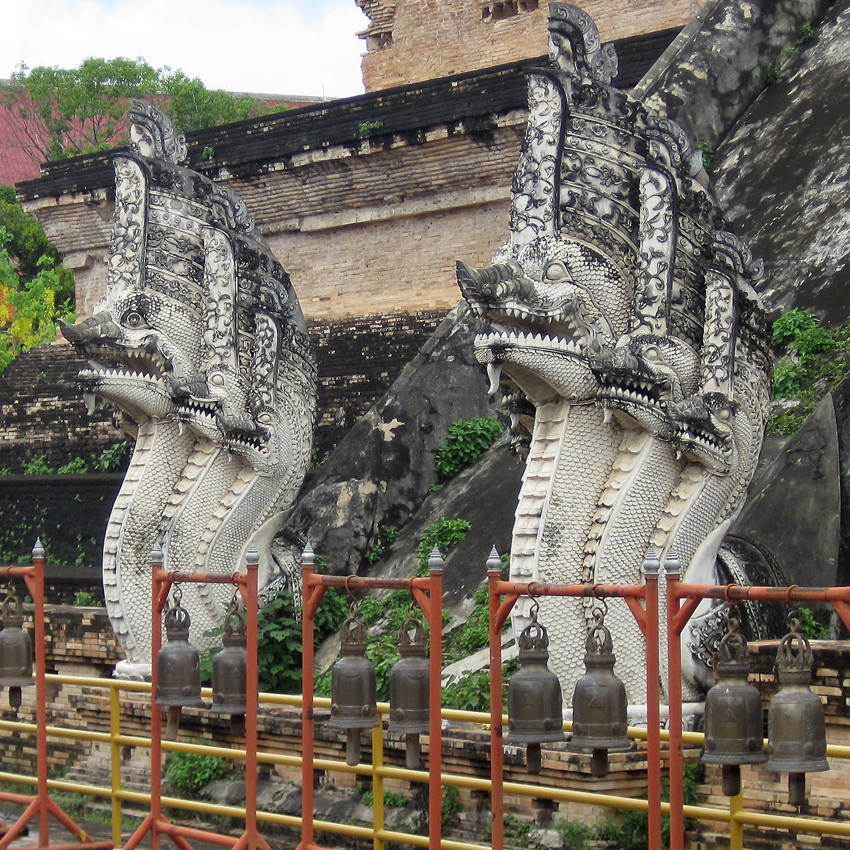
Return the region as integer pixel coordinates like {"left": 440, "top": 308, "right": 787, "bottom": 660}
{"left": 487, "top": 362, "right": 502, "bottom": 396}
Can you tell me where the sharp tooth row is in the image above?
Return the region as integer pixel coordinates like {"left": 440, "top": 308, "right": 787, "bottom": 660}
{"left": 605, "top": 387, "right": 650, "bottom": 404}
{"left": 474, "top": 331, "right": 583, "bottom": 353}
{"left": 80, "top": 367, "right": 161, "bottom": 383}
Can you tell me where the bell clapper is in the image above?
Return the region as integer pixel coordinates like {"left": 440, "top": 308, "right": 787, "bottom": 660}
{"left": 721, "top": 764, "right": 741, "bottom": 797}
{"left": 405, "top": 733, "right": 422, "bottom": 771}
{"left": 527, "top": 742, "right": 542, "bottom": 775}
{"left": 9, "top": 686, "right": 21, "bottom": 712}
{"left": 591, "top": 748, "right": 609, "bottom": 779}
{"left": 231, "top": 714, "right": 247, "bottom": 737}
{"left": 788, "top": 772, "right": 806, "bottom": 808}
{"left": 165, "top": 705, "right": 182, "bottom": 740}
{"left": 346, "top": 729, "right": 361, "bottom": 767}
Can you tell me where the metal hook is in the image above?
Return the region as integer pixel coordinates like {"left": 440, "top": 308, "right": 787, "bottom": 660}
{"left": 172, "top": 585, "right": 183, "bottom": 607}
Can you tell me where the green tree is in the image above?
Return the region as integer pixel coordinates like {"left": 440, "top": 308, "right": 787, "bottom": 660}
{"left": 2, "top": 57, "right": 274, "bottom": 164}
{"left": 0, "top": 190, "right": 75, "bottom": 372}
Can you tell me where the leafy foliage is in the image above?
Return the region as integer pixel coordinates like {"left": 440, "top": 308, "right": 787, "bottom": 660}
{"left": 360, "top": 789, "right": 407, "bottom": 808}
{"left": 91, "top": 441, "right": 130, "bottom": 472}
{"left": 57, "top": 457, "right": 89, "bottom": 474}
{"left": 415, "top": 516, "right": 472, "bottom": 574}
{"left": 73, "top": 591, "right": 99, "bottom": 606}
{"left": 165, "top": 753, "right": 228, "bottom": 794}
{"left": 435, "top": 418, "right": 503, "bottom": 479}
{"left": 767, "top": 310, "right": 850, "bottom": 435}
{"left": 797, "top": 607, "right": 830, "bottom": 640}
{"left": 2, "top": 58, "right": 275, "bottom": 164}
{"left": 251, "top": 588, "right": 349, "bottom": 694}
{"left": 353, "top": 516, "right": 471, "bottom": 700}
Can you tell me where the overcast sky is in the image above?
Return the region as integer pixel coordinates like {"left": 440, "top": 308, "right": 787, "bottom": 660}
{"left": 3, "top": 0, "right": 367, "bottom": 100}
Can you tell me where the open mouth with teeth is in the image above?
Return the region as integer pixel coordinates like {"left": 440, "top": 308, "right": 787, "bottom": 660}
{"left": 674, "top": 422, "right": 732, "bottom": 463}
{"left": 77, "top": 346, "right": 168, "bottom": 414}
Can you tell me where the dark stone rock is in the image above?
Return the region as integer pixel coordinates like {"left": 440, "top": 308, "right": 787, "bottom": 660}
{"left": 358, "top": 434, "right": 524, "bottom": 605}
{"left": 711, "top": 0, "right": 850, "bottom": 321}
{"left": 636, "top": 0, "right": 830, "bottom": 151}
{"left": 827, "top": 370, "right": 850, "bottom": 587}
{"left": 281, "top": 301, "right": 501, "bottom": 573}
{"left": 731, "top": 394, "right": 840, "bottom": 586}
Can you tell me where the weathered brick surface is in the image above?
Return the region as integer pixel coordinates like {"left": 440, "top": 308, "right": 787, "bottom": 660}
{"left": 358, "top": 0, "right": 695, "bottom": 91}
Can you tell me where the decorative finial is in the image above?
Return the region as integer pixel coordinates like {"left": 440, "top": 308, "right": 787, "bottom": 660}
{"left": 428, "top": 547, "right": 444, "bottom": 573}
{"left": 642, "top": 547, "right": 660, "bottom": 575}
{"left": 302, "top": 541, "right": 316, "bottom": 566}
{"left": 664, "top": 549, "right": 682, "bottom": 575}
{"left": 245, "top": 544, "right": 260, "bottom": 567}
{"left": 487, "top": 545, "right": 503, "bottom": 573}
{"left": 150, "top": 541, "right": 164, "bottom": 564}
{"left": 32, "top": 538, "right": 45, "bottom": 559}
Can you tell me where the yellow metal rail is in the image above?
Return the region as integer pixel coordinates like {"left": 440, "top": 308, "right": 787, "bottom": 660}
{"left": 0, "top": 674, "right": 846, "bottom": 850}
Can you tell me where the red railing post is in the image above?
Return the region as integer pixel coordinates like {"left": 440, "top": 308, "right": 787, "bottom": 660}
{"left": 487, "top": 549, "right": 505, "bottom": 850}
{"left": 642, "top": 550, "right": 662, "bottom": 850}
{"left": 664, "top": 551, "right": 685, "bottom": 850}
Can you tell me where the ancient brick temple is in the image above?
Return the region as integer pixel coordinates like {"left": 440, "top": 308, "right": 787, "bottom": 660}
{"left": 355, "top": 0, "right": 698, "bottom": 91}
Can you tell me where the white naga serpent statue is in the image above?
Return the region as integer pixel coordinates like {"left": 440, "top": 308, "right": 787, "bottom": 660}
{"left": 61, "top": 102, "right": 316, "bottom": 676}
{"left": 457, "top": 3, "right": 781, "bottom": 705}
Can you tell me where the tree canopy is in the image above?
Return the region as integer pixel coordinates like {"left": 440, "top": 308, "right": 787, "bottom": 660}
{"left": 0, "top": 186, "right": 75, "bottom": 372}
{"left": 2, "top": 57, "right": 276, "bottom": 163}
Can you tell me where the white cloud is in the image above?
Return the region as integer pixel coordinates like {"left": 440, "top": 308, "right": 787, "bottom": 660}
{"left": 2, "top": 0, "right": 367, "bottom": 99}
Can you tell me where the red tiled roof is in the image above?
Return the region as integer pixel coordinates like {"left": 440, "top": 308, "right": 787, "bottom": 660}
{"left": 0, "top": 106, "right": 42, "bottom": 186}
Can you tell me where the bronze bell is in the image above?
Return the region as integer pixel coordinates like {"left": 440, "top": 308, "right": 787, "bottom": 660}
{"left": 328, "top": 606, "right": 378, "bottom": 766}
{"left": 211, "top": 600, "right": 248, "bottom": 736}
{"left": 388, "top": 611, "right": 429, "bottom": 769}
{"left": 568, "top": 604, "right": 631, "bottom": 778}
{"left": 0, "top": 585, "right": 34, "bottom": 712}
{"left": 506, "top": 603, "right": 566, "bottom": 774}
{"left": 767, "top": 611, "right": 829, "bottom": 807}
{"left": 702, "top": 611, "right": 766, "bottom": 796}
{"left": 156, "top": 588, "right": 204, "bottom": 738}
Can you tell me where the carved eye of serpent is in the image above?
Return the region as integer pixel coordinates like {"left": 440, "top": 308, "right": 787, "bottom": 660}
{"left": 123, "top": 310, "right": 147, "bottom": 329}
{"left": 542, "top": 260, "right": 571, "bottom": 283}
{"left": 643, "top": 347, "right": 661, "bottom": 362}
{"left": 715, "top": 407, "right": 732, "bottom": 421}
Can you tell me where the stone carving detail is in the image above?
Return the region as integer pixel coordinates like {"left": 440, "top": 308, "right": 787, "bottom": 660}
{"left": 61, "top": 102, "right": 317, "bottom": 675}
{"left": 457, "top": 4, "right": 777, "bottom": 704}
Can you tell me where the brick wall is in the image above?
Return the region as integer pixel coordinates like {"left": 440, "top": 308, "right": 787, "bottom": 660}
{"left": 358, "top": 0, "right": 697, "bottom": 91}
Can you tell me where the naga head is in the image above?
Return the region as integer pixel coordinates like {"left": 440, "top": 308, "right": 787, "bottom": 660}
{"left": 61, "top": 101, "right": 314, "bottom": 474}
{"left": 668, "top": 392, "right": 741, "bottom": 475}
{"left": 457, "top": 234, "right": 631, "bottom": 403}
{"left": 592, "top": 334, "right": 701, "bottom": 437}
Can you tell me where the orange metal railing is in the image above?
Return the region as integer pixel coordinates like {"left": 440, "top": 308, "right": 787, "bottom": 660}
{"left": 4, "top": 542, "right": 850, "bottom": 850}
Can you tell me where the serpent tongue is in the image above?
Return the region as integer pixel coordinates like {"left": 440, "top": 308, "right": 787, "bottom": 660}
{"left": 83, "top": 392, "right": 97, "bottom": 416}
{"left": 487, "top": 362, "right": 502, "bottom": 396}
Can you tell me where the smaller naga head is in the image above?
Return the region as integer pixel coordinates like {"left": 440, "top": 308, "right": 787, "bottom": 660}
{"left": 592, "top": 334, "right": 701, "bottom": 437}
{"left": 457, "top": 235, "right": 631, "bottom": 404}
{"left": 668, "top": 392, "right": 740, "bottom": 475}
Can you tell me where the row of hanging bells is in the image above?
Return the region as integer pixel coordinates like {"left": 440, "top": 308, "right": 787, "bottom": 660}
{"left": 702, "top": 608, "right": 829, "bottom": 806}
{"left": 155, "top": 586, "right": 248, "bottom": 738}
{"left": 328, "top": 602, "right": 430, "bottom": 769}
{"left": 506, "top": 599, "right": 631, "bottom": 775}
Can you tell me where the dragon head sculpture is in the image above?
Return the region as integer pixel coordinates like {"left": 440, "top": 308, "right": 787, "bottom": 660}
{"left": 61, "top": 102, "right": 317, "bottom": 672}
{"left": 457, "top": 3, "right": 774, "bottom": 704}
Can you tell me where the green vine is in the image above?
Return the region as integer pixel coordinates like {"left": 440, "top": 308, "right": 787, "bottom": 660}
{"left": 435, "top": 418, "right": 503, "bottom": 479}
{"left": 767, "top": 309, "right": 850, "bottom": 435}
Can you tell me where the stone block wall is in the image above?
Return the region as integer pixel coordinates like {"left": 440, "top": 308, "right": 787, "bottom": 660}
{"left": 357, "top": 0, "right": 696, "bottom": 92}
